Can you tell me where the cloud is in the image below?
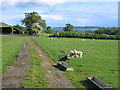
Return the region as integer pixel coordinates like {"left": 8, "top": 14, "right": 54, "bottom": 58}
{"left": 1, "top": 0, "right": 30, "bottom": 9}
{"left": 34, "top": 0, "right": 68, "bottom": 6}
{"left": 3, "top": 15, "right": 24, "bottom": 21}
{"left": 1, "top": 0, "right": 119, "bottom": 9}
{"left": 1, "top": 0, "right": 68, "bottom": 9}
{"left": 75, "top": 18, "right": 91, "bottom": 23}
{"left": 25, "top": 10, "right": 44, "bottom": 13}
{"left": 66, "top": 0, "right": 119, "bottom": 1}
{"left": 77, "top": 9, "right": 118, "bottom": 16}
{"left": 41, "top": 14, "right": 66, "bottom": 20}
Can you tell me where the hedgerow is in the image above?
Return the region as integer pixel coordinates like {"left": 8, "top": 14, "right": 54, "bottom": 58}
{"left": 51, "top": 31, "right": 120, "bottom": 40}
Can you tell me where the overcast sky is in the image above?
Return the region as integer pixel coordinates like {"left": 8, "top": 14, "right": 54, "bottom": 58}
{"left": 0, "top": 0, "right": 119, "bottom": 27}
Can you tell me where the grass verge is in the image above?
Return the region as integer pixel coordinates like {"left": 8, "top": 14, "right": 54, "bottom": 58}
{"left": 2, "top": 36, "right": 25, "bottom": 74}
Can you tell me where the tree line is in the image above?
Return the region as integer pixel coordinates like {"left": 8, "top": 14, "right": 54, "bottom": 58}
{"left": 13, "top": 11, "right": 120, "bottom": 39}
{"left": 51, "top": 25, "right": 120, "bottom": 39}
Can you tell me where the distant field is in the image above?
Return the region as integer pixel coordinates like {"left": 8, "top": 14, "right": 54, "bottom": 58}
{"left": 2, "top": 36, "right": 25, "bottom": 74}
{"left": 32, "top": 37, "right": 118, "bottom": 88}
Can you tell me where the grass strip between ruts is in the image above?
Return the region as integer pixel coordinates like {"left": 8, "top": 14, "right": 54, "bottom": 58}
{"left": 22, "top": 39, "right": 50, "bottom": 88}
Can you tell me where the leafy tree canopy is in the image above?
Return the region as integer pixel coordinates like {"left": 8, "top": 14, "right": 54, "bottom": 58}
{"left": 21, "top": 11, "right": 47, "bottom": 35}
{"left": 44, "top": 26, "right": 54, "bottom": 34}
{"left": 13, "top": 25, "right": 27, "bottom": 34}
{"left": 31, "top": 23, "right": 43, "bottom": 36}
{"left": 95, "top": 27, "right": 120, "bottom": 35}
{"left": 63, "top": 24, "right": 74, "bottom": 31}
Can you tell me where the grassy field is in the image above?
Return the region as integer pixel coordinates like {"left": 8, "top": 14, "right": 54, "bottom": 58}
{"left": 2, "top": 36, "right": 25, "bottom": 74}
{"left": 22, "top": 39, "right": 50, "bottom": 88}
{"left": 0, "top": 36, "right": 2, "bottom": 76}
{"left": 32, "top": 37, "right": 118, "bottom": 88}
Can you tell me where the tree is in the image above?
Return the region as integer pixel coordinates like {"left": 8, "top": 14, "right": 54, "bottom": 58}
{"left": 95, "top": 27, "right": 111, "bottom": 35}
{"left": 31, "top": 23, "right": 43, "bottom": 36}
{"left": 63, "top": 24, "right": 74, "bottom": 31}
{"left": 13, "top": 25, "right": 27, "bottom": 34}
{"left": 39, "top": 20, "right": 47, "bottom": 28}
{"left": 44, "top": 26, "right": 53, "bottom": 34}
{"left": 21, "top": 11, "right": 47, "bottom": 35}
{"left": 95, "top": 27, "right": 120, "bottom": 35}
{"left": 110, "top": 27, "right": 120, "bottom": 35}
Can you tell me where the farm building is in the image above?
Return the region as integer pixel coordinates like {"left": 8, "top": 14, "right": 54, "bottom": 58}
{"left": 0, "top": 22, "right": 23, "bottom": 35}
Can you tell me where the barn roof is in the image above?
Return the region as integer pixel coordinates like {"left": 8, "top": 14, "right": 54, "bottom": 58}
{"left": 0, "top": 22, "right": 24, "bottom": 34}
{"left": 0, "top": 22, "right": 11, "bottom": 28}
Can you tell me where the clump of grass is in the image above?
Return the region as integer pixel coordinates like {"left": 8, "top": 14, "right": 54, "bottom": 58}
{"left": 22, "top": 40, "right": 50, "bottom": 88}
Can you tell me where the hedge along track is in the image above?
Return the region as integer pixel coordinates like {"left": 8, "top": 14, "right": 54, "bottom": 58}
{"left": 2, "top": 39, "right": 30, "bottom": 88}
{"left": 30, "top": 39, "right": 75, "bottom": 88}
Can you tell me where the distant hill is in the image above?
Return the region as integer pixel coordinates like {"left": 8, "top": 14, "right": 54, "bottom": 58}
{"left": 51, "top": 26, "right": 112, "bottom": 32}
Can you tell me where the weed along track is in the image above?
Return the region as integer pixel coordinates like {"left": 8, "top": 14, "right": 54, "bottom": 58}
{"left": 31, "top": 39, "right": 75, "bottom": 88}
{"left": 2, "top": 40, "right": 30, "bottom": 88}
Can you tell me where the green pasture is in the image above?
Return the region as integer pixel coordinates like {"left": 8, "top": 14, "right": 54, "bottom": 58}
{"left": 2, "top": 36, "right": 25, "bottom": 74}
{"left": 0, "top": 36, "right": 2, "bottom": 76}
{"left": 32, "top": 37, "right": 118, "bottom": 88}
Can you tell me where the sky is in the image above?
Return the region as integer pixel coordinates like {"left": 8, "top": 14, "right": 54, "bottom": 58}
{"left": 0, "top": 0, "right": 119, "bottom": 27}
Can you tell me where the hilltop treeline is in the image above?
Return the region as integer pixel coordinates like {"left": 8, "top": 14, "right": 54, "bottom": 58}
{"left": 94, "top": 27, "right": 120, "bottom": 35}
{"left": 50, "top": 27, "right": 120, "bottom": 40}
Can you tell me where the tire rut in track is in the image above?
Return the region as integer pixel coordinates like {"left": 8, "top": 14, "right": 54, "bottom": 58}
{"left": 31, "top": 39, "right": 75, "bottom": 88}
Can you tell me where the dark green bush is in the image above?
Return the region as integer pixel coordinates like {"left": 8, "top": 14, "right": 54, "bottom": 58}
{"left": 51, "top": 31, "right": 120, "bottom": 40}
